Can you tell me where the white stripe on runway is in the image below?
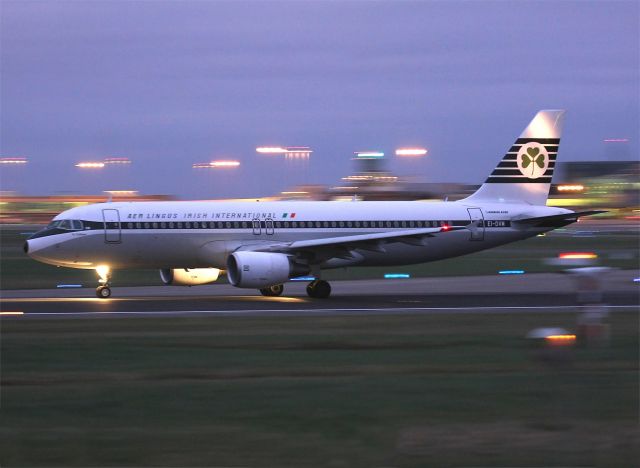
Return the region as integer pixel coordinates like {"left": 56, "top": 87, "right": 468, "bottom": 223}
{"left": 5, "top": 304, "right": 638, "bottom": 319}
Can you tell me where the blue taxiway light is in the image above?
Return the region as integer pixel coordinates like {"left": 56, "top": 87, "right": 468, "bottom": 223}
{"left": 290, "top": 276, "right": 316, "bottom": 281}
{"left": 57, "top": 284, "right": 83, "bottom": 288}
{"left": 384, "top": 273, "right": 411, "bottom": 279}
{"left": 498, "top": 270, "right": 525, "bottom": 275}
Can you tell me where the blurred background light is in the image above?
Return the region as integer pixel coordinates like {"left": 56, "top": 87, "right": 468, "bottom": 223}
{"left": 395, "top": 148, "right": 428, "bottom": 156}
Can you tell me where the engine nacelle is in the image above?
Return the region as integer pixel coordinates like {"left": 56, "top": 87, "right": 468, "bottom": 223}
{"left": 160, "top": 268, "right": 220, "bottom": 286}
{"left": 226, "top": 251, "right": 308, "bottom": 288}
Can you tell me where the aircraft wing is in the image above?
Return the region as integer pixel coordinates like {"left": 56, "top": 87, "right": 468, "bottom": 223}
{"left": 248, "top": 226, "right": 466, "bottom": 260}
{"left": 513, "top": 210, "right": 606, "bottom": 228}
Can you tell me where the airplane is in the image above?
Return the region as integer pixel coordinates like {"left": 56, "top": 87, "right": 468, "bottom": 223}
{"left": 24, "top": 110, "right": 602, "bottom": 299}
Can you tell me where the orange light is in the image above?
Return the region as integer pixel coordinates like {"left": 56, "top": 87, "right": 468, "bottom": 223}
{"left": 76, "top": 162, "right": 105, "bottom": 169}
{"left": 557, "top": 184, "right": 584, "bottom": 192}
{"left": 545, "top": 334, "right": 576, "bottom": 344}
{"left": 559, "top": 252, "right": 598, "bottom": 259}
{"left": 395, "top": 148, "right": 428, "bottom": 156}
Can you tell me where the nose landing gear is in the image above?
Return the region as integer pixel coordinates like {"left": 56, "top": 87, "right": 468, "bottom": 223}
{"left": 95, "top": 265, "right": 112, "bottom": 299}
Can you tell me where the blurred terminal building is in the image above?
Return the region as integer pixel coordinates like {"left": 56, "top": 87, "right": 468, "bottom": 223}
{"left": 0, "top": 158, "right": 637, "bottom": 224}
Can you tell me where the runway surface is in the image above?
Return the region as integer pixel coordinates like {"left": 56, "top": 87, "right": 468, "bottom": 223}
{"left": 2, "top": 270, "right": 638, "bottom": 318}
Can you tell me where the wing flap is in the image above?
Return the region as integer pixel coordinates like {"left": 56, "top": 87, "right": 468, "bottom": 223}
{"left": 253, "top": 226, "right": 465, "bottom": 255}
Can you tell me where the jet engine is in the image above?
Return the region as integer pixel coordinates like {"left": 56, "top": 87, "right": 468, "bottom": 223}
{"left": 160, "top": 268, "right": 221, "bottom": 286}
{"left": 226, "top": 251, "right": 308, "bottom": 288}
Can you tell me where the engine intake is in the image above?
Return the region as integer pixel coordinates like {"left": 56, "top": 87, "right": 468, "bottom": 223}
{"left": 227, "top": 251, "right": 308, "bottom": 288}
{"left": 160, "top": 268, "right": 220, "bottom": 286}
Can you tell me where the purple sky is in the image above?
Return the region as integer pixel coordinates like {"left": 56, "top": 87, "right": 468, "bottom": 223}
{"left": 1, "top": 0, "right": 638, "bottom": 199}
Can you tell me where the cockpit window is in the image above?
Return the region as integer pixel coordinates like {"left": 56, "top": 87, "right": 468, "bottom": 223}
{"left": 58, "top": 220, "right": 72, "bottom": 230}
{"left": 47, "top": 220, "right": 61, "bottom": 229}
{"left": 72, "top": 220, "right": 84, "bottom": 230}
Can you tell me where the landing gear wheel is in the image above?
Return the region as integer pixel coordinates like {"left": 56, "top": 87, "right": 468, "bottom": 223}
{"left": 306, "top": 280, "right": 331, "bottom": 299}
{"left": 259, "top": 284, "right": 284, "bottom": 297}
{"left": 96, "top": 285, "right": 111, "bottom": 299}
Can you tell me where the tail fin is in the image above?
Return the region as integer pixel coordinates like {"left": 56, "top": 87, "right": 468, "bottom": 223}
{"left": 464, "top": 109, "right": 565, "bottom": 205}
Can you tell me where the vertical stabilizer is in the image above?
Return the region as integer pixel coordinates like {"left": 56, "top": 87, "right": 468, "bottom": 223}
{"left": 464, "top": 110, "right": 565, "bottom": 205}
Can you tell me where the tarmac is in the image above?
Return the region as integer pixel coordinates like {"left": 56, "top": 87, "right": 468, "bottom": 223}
{"left": 2, "top": 270, "right": 638, "bottom": 318}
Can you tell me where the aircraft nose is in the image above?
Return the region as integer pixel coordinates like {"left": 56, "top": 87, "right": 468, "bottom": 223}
{"left": 23, "top": 241, "right": 29, "bottom": 254}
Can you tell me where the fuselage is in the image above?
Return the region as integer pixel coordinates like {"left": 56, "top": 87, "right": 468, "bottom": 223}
{"left": 25, "top": 199, "right": 569, "bottom": 271}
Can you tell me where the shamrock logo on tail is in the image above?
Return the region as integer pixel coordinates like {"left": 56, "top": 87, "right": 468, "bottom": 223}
{"left": 520, "top": 147, "right": 545, "bottom": 176}
{"left": 516, "top": 143, "right": 548, "bottom": 179}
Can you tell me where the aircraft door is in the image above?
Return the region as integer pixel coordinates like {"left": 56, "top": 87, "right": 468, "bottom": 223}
{"left": 265, "top": 218, "right": 274, "bottom": 235}
{"left": 467, "top": 208, "right": 485, "bottom": 241}
{"left": 252, "top": 218, "right": 261, "bottom": 235}
{"left": 102, "top": 209, "right": 122, "bottom": 243}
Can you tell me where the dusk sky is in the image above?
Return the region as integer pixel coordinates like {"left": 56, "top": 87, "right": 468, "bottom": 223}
{"left": 1, "top": 0, "right": 638, "bottom": 199}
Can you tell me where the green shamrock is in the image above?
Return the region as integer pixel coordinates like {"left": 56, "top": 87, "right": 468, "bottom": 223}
{"left": 521, "top": 147, "right": 545, "bottom": 175}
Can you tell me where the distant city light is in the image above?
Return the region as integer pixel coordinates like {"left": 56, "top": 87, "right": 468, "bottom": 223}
{"left": 285, "top": 147, "right": 312, "bottom": 159}
{"left": 281, "top": 191, "right": 309, "bottom": 195}
{"left": 342, "top": 174, "right": 398, "bottom": 182}
{"left": 384, "top": 273, "right": 411, "bottom": 279}
{"left": 104, "top": 190, "right": 138, "bottom": 195}
{"left": 103, "top": 157, "right": 132, "bottom": 164}
{"left": 558, "top": 252, "right": 598, "bottom": 259}
{"left": 256, "top": 146, "right": 288, "bottom": 154}
{"left": 603, "top": 138, "right": 629, "bottom": 143}
{"left": 192, "top": 163, "right": 212, "bottom": 169}
{"left": 355, "top": 151, "right": 384, "bottom": 159}
{"left": 0, "top": 157, "right": 28, "bottom": 164}
{"left": 75, "top": 162, "right": 105, "bottom": 169}
{"left": 395, "top": 148, "right": 428, "bottom": 156}
{"left": 557, "top": 184, "right": 585, "bottom": 192}
{"left": 210, "top": 160, "right": 240, "bottom": 168}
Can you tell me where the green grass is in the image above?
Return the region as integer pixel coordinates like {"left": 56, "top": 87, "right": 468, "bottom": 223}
{"left": 1, "top": 312, "right": 638, "bottom": 466}
{"left": 2, "top": 225, "right": 638, "bottom": 289}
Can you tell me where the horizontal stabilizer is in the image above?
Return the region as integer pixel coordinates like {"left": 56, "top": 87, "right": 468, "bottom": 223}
{"left": 513, "top": 210, "right": 606, "bottom": 228}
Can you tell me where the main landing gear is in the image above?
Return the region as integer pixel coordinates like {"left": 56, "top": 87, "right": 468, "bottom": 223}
{"left": 259, "top": 284, "right": 284, "bottom": 297}
{"left": 95, "top": 265, "right": 112, "bottom": 299}
{"left": 306, "top": 279, "right": 331, "bottom": 299}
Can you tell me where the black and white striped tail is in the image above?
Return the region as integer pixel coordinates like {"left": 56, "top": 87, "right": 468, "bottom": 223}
{"left": 464, "top": 110, "right": 565, "bottom": 206}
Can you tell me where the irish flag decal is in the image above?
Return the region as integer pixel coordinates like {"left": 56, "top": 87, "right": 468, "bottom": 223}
{"left": 282, "top": 213, "right": 296, "bottom": 218}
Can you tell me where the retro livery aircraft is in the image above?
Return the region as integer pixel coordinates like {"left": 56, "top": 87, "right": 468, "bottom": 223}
{"left": 25, "top": 110, "right": 600, "bottom": 298}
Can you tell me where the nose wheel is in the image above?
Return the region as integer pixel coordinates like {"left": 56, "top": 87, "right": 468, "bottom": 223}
{"left": 95, "top": 265, "right": 112, "bottom": 299}
{"left": 96, "top": 285, "right": 112, "bottom": 298}
{"left": 306, "top": 280, "right": 331, "bottom": 298}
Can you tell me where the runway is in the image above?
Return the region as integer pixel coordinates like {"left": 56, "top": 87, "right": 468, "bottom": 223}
{"left": 2, "top": 270, "right": 638, "bottom": 318}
